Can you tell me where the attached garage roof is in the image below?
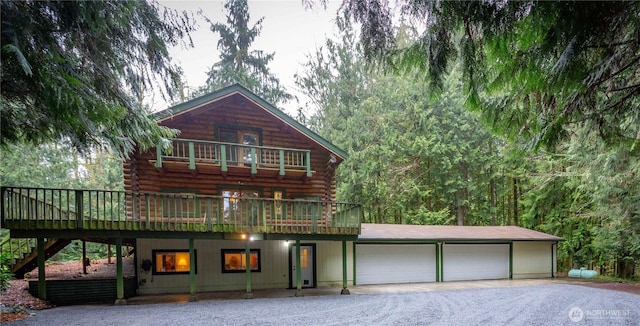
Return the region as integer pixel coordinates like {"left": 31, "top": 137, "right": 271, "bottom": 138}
{"left": 359, "top": 223, "right": 564, "bottom": 242}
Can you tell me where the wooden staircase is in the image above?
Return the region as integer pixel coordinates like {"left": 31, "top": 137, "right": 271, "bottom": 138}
{"left": 0, "top": 235, "right": 71, "bottom": 278}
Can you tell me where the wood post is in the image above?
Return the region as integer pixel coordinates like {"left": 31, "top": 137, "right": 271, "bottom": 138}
{"left": 341, "top": 240, "right": 349, "bottom": 295}
{"left": 295, "top": 240, "right": 302, "bottom": 297}
{"left": 245, "top": 239, "right": 253, "bottom": 299}
{"left": 279, "top": 150, "right": 285, "bottom": 176}
{"left": 189, "top": 238, "right": 198, "bottom": 302}
{"left": 82, "top": 240, "right": 87, "bottom": 274}
{"left": 37, "top": 237, "right": 46, "bottom": 300}
{"left": 114, "top": 237, "right": 126, "bottom": 305}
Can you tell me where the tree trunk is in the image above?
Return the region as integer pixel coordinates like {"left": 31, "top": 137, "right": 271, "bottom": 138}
{"left": 512, "top": 177, "right": 519, "bottom": 226}
{"left": 617, "top": 259, "right": 635, "bottom": 278}
{"left": 489, "top": 178, "right": 496, "bottom": 225}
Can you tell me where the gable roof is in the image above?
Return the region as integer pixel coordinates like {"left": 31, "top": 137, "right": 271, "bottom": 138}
{"left": 153, "top": 83, "right": 348, "bottom": 160}
{"left": 359, "top": 223, "right": 564, "bottom": 242}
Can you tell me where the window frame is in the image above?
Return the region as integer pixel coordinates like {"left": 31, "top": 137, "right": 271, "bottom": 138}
{"left": 271, "top": 188, "right": 286, "bottom": 220}
{"left": 215, "top": 124, "right": 263, "bottom": 166}
{"left": 221, "top": 249, "right": 261, "bottom": 273}
{"left": 151, "top": 249, "right": 197, "bottom": 275}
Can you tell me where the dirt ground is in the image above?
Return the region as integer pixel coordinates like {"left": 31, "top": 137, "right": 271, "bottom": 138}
{"left": 1, "top": 259, "right": 638, "bottom": 323}
{"left": 0, "top": 257, "right": 134, "bottom": 323}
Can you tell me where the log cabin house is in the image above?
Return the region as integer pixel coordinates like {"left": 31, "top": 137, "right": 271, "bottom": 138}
{"left": 1, "top": 84, "right": 561, "bottom": 305}
{"left": 1, "top": 84, "right": 362, "bottom": 303}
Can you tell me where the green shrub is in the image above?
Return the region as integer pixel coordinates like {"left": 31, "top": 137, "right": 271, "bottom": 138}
{"left": 0, "top": 252, "right": 15, "bottom": 292}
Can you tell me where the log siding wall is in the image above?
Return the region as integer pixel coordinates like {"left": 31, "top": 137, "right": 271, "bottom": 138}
{"left": 125, "top": 94, "right": 340, "bottom": 203}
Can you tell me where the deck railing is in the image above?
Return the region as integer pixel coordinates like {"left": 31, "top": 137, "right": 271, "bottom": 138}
{"left": 0, "top": 234, "right": 36, "bottom": 265}
{"left": 1, "top": 187, "right": 361, "bottom": 235}
{"left": 155, "top": 139, "right": 312, "bottom": 177}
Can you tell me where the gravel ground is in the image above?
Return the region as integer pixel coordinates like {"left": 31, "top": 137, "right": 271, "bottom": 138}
{"left": 5, "top": 284, "right": 639, "bottom": 326}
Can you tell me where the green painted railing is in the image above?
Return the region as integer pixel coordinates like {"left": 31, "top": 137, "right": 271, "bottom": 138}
{"left": 1, "top": 187, "right": 361, "bottom": 235}
{"left": 155, "top": 139, "right": 312, "bottom": 177}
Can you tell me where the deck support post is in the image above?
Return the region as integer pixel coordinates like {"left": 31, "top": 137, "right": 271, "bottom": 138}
{"left": 295, "top": 240, "right": 302, "bottom": 297}
{"left": 509, "top": 242, "right": 513, "bottom": 279}
{"left": 37, "top": 237, "right": 46, "bottom": 300}
{"left": 341, "top": 240, "right": 350, "bottom": 294}
{"left": 352, "top": 240, "right": 357, "bottom": 286}
{"left": 114, "top": 237, "right": 126, "bottom": 305}
{"left": 82, "top": 240, "right": 87, "bottom": 274}
{"left": 245, "top": 239, "right": 253, "bottom": 299}
{"left": 189, "top": 238, "right": 198, "bottom": 302}
{"left": 435, "top": 242, "right": 441, "bottom": 282}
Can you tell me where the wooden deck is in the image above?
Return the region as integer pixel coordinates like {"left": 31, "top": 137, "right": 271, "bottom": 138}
{"left": 1, "top": 187, "right": 362, "bottom": 236}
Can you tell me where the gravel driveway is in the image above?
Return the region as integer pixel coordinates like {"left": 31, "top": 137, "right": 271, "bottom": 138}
{"left": 7, "top": 284, "right": 639, "bottom": 325}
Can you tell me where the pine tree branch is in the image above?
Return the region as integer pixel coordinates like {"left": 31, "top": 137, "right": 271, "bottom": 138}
{"left": 587, "top": 55, "right": 640, "bottom": 92}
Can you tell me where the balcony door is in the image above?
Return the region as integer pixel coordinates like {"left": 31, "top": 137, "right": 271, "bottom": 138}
{"left": 219, "top": 129, "right": 259, "bottom": 166}
{"left": 221, "top": 189, "right": 261, "bottom": 225}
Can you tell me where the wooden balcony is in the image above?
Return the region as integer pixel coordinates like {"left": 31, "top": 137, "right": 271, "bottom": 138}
{"left": 1, "top": 187, "right": 362, "bottom": 236}
{"left": 152, "top": 139, "right": 313, "bottom": 179}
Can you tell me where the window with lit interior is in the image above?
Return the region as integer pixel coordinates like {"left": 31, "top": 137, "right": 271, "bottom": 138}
{"left": 221, "top": 249, "right": 261, "bottom": 273}
{"left": 152, "top": 250, "right": 196, "bottom": 275}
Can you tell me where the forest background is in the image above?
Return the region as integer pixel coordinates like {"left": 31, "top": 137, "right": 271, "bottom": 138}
{"left": 1, "top": 0, "right": 638, "bottom": 280}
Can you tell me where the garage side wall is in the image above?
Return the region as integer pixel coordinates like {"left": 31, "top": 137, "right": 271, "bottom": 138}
{"left": 315, "top": 241, "right": 354, "bottom": 288}
{"left": 512, "top": 241, "right": 555, "bottom": 279}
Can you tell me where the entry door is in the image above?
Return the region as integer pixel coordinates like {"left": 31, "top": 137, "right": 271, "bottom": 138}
{"left": 290, "top": 244, "right": 316, "bottom": 288}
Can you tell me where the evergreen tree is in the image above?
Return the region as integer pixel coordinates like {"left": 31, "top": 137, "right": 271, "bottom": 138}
{"left": 201, "top": 0, "right": 291, "bottom": 106}
{"left": 340, "top": 0, "right": 640, "bottom": 150}
{"left": 297, "top": 19, "right": 512, "bottom": 226}
{"left": 1, "top": 1, "right": 195, "bottom": 157}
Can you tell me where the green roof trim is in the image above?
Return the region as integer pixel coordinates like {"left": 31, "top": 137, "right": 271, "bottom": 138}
{"left": 153, "top": 84, "right": 349, "bottom": 160}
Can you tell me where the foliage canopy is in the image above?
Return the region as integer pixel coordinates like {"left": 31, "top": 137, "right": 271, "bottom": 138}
{"left": 1, "top": 1, "right": 195, "bottom": 157}
{"left": 342, "top": 0, "right": 640, "bottom": 150}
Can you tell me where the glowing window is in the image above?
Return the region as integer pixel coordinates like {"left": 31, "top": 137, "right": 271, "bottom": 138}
{"left": 221, "top": 249, "right": 261, "bottom": 273}
{"left": 152, "top": 250, "right": 196, "bottom": 275}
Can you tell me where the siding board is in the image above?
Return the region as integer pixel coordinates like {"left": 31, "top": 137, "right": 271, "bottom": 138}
{"left": 28, "top": 278, "right": 136, "bottom": 306}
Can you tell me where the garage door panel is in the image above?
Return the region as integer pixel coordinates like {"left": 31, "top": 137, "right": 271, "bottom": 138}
{"left": 357, "top": 244, "right": 436, "bottom": 285}
{"left": 443, "top": 244, "right": 509, "bottom": 281}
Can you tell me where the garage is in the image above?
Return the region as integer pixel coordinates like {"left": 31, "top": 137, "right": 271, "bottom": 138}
{"left": 356, "top": 244, "right": 436, "bottom": 285}
{"left": 442, "top": 244, "right": 510, "bottom": 281}
{"left": 357, "top": 224, "right": 563, "bottom": 285}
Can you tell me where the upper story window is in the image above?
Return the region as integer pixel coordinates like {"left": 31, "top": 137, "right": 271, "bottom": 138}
{"left": 216, "top": 125, "right": 262, "bottom": 166}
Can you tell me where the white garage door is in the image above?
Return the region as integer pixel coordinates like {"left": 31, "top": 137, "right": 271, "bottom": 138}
{"left": 356, "top": 244, "right": 436, "bottom": 285}
{"left": 443, "top": 244, "right": 509, "bottom": 281}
